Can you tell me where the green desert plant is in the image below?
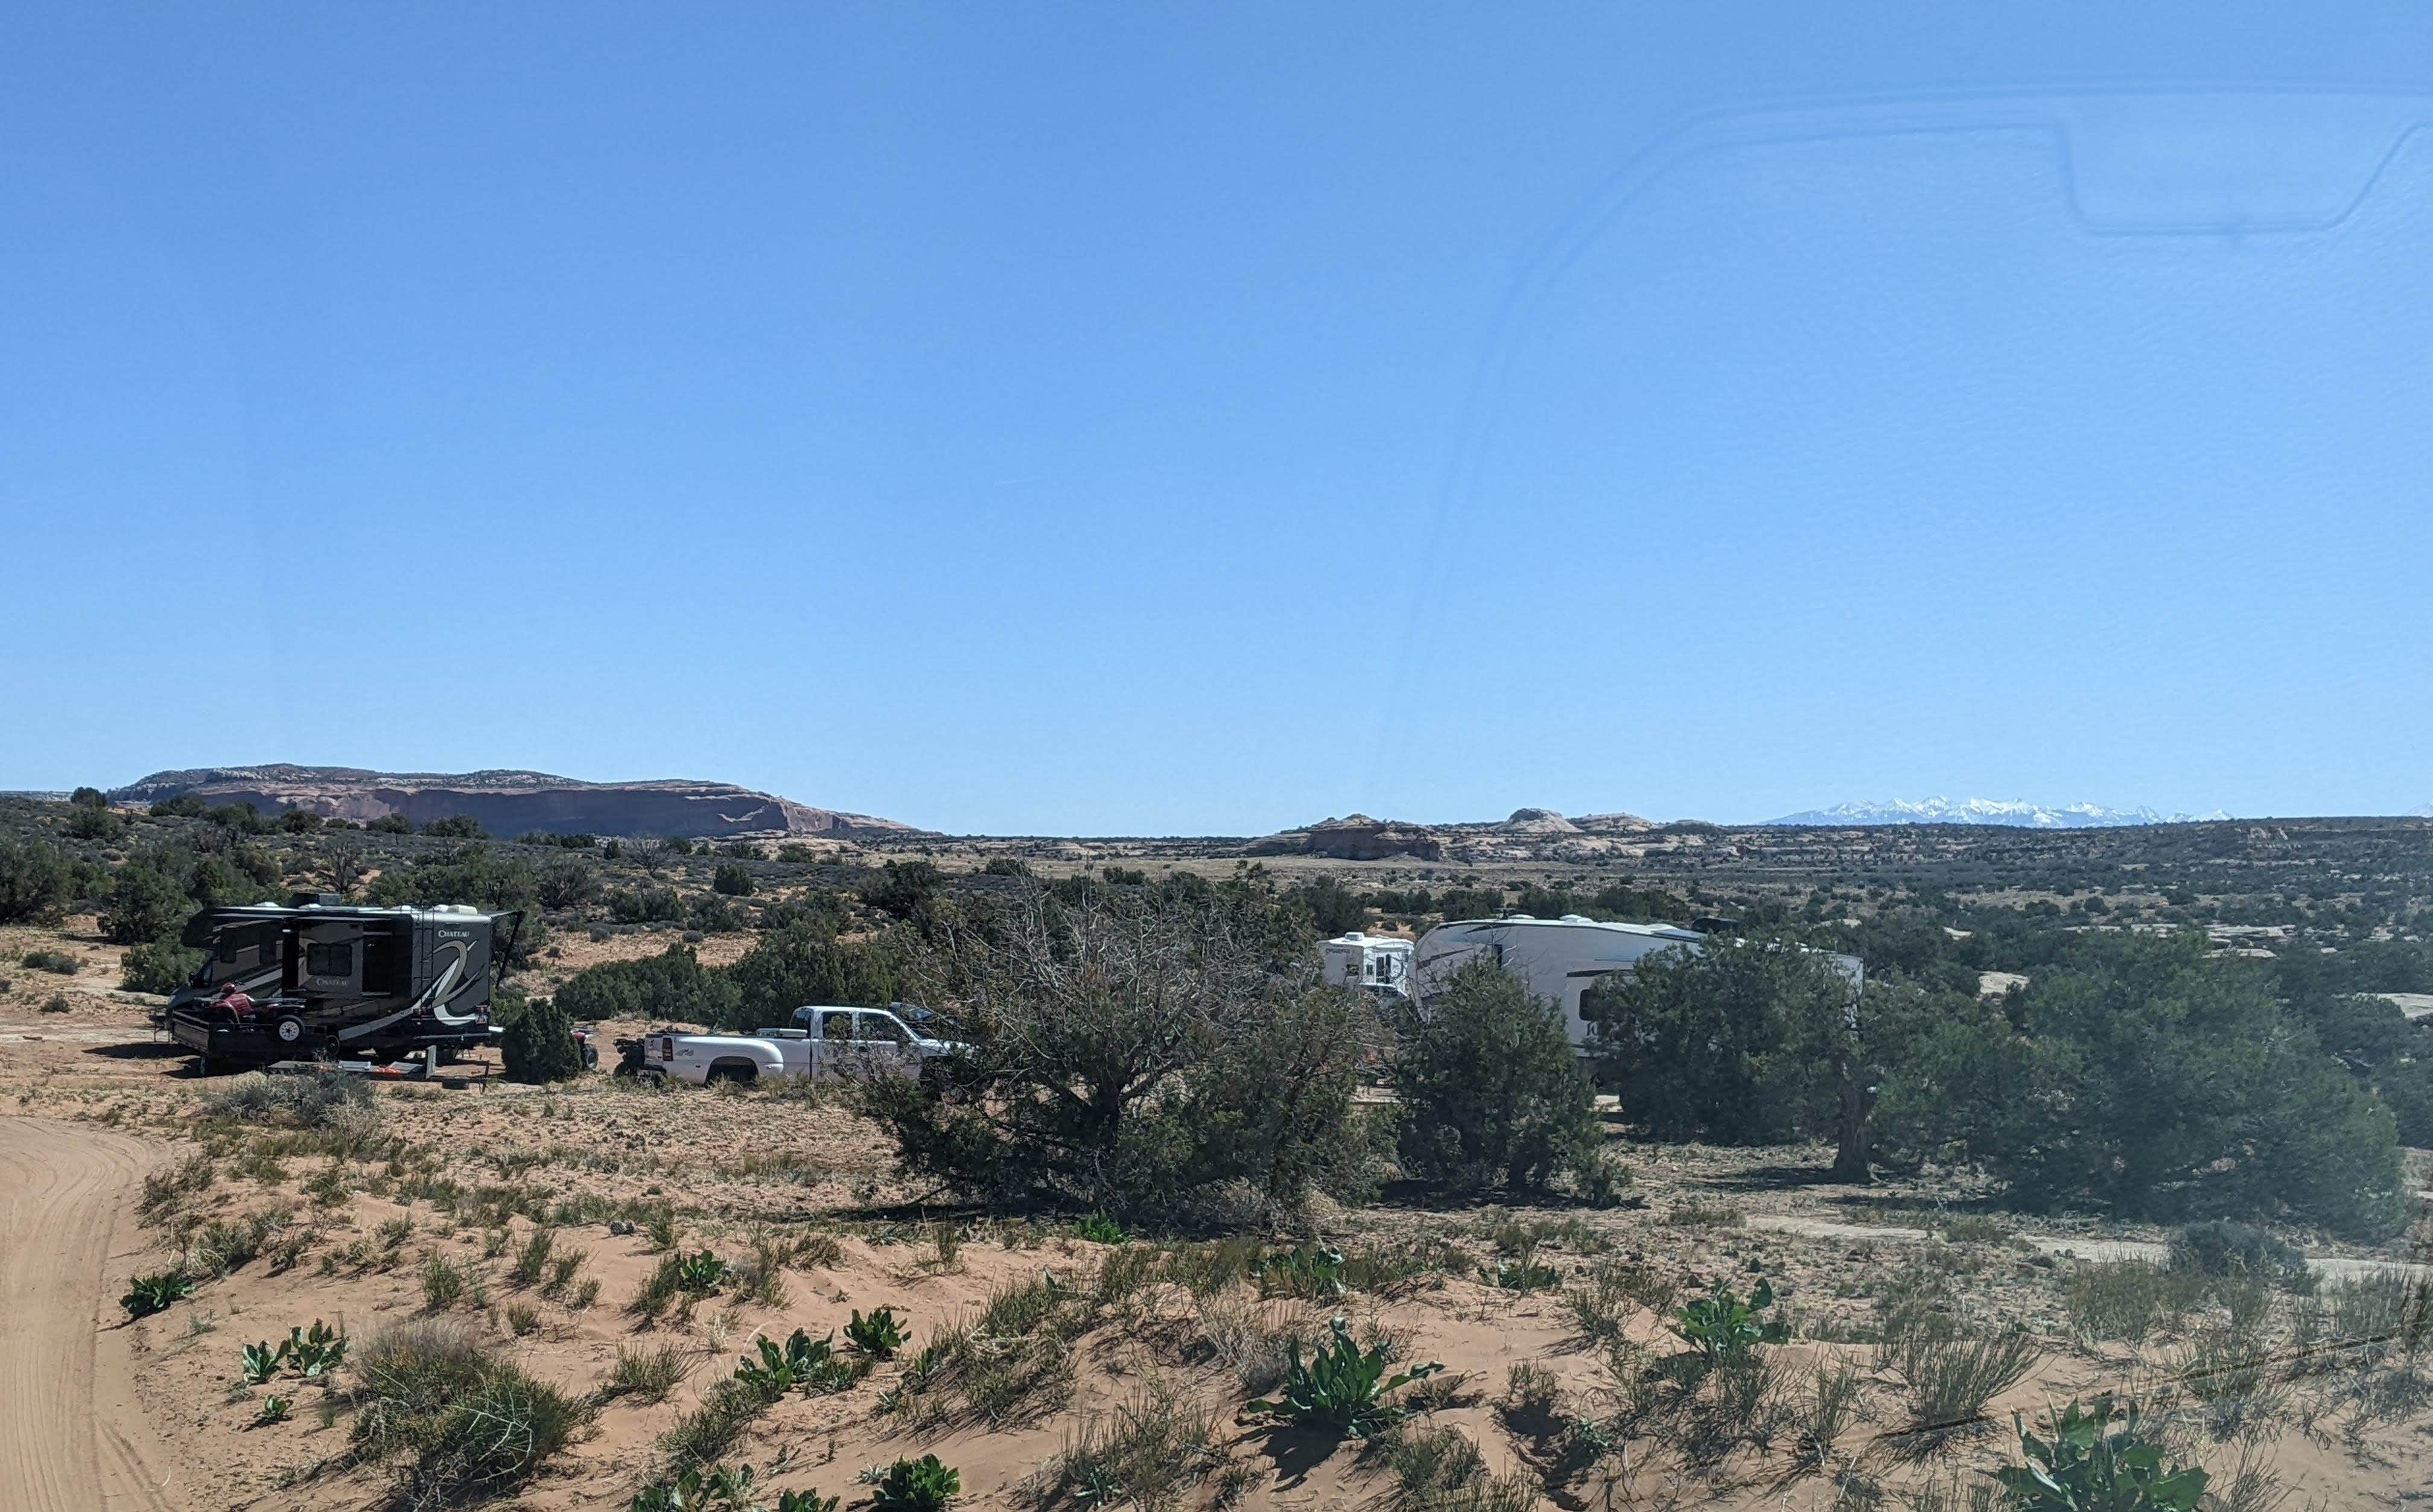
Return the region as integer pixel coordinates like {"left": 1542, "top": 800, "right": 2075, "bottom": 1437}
{"left": 1673, "top": 1277, "right": 1790, "bottom": 1358}
{"left": 121, "top": 1272, "right": 192, "bottom": 1318}
{"left": 284, "top": 1320, "right": 348, "bottom": 1379}
{"left": 675, "top": 1249, "right": 732, "bottom": 1294}
{"left": 869, "top": 1454, "right": 961, "bottom": 1512}
{"left": 1253, "top": 1245, "right": 1347, "bottom": 1301}
{"left": 1247, "top": 1315, "right": 1443, "bottom": 1438}
{"left": 1991, "top": 1396, "right": 2208, "bottom": 1511}
{"left": 844, "top": 1306, "right": 906, "bottom": 1359}
{"left": 1074, "top": 1212, "right": 1130, "bottom": 1244}
{"left": 733, "top": 1329, "right": 864, "bottom": 1399}
{"left": 1891, "top": 1327, "right": 2042, "bottom": 1434}
{"left": 241, "top": 1340, "right": 283, "bottom": 1385}
{"left": 253, "top": 1394, "right": 292, "bottom": 1426}
{"left": 604, "top": 1342, "right": 694, "bottom": 1404}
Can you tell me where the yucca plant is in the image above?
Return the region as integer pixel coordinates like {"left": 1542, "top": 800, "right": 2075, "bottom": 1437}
{"left": 253, "top": 1394, "right": 292, "bottom": 1426}
{"left": 1672, "top": 1278, "right": 1789, "bottom": 1358}
{"left": 1248, "top": 1315, "right": 1443, "bottom": 1438}
{"left": 845, "top": 1307, "right": 906, "bottom": 1359}
{"left": 1993, "top": 1396, "right": 2209, "bottom": 1511}
{"left": 870, "top": 1454, "right": 960, "bottom": 1512}
{"left": 121, "top": 1272, "right": 192, "bottom": 1319}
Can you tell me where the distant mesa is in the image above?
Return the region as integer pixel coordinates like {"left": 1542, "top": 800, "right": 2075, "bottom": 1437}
{"left": 1247, "top": 813, "right": 1445, "bottom": 861}
{"left": 107, "top": 764, "right": 919, "bottom": 841}
{"left": 1762, "top": 796, "right": 2231, "bottom": 830}
{"left": 1245, "top": 805, "right": 1654, "bottom": 861}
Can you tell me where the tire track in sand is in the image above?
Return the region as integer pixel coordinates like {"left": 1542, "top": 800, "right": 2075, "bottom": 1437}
{"left": 0, "top": 1117, "right": 177, "bottom": 1511}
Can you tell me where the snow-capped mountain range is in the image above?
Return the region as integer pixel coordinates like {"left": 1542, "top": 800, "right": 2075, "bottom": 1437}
{"left": 1762, "top": 797, "right": 2233, "bottom": 830}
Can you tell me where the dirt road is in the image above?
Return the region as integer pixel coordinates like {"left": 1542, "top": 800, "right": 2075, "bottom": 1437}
{"left": 0, "top": 1117, "right": 178, "bottom": 1511}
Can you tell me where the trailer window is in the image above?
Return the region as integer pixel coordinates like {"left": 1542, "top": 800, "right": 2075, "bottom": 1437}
{"left": 306, "top": 941, "right": 355, "bottom": 977}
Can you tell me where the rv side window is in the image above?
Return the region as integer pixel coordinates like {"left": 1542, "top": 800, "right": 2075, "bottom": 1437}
{"left": 306, "top": 941, "right": 355, "bottom": 977}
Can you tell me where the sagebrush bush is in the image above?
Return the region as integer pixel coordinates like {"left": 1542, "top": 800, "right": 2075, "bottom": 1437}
{"left": 202, "top": 1070, "right": 379, "bottom": 1133}
{"left": 350, "top": 1318, "right": 593, "bottom": 1503}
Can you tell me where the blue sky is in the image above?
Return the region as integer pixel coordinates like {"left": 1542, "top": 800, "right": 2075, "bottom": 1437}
{"left": 5, "top": 4, "right": 2432, "bottom": 834}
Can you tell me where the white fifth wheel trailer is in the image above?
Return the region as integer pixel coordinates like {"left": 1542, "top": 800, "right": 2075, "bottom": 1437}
{"left": 1410, "top": 914, "right": 1863, "bottom": 1052}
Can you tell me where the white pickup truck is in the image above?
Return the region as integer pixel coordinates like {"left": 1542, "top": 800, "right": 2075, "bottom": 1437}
{"left": 630, "top": 1003, "right": 964, "bottom": 1088}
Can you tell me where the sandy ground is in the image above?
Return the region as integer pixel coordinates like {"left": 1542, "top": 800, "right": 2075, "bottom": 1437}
{"left": 1, "top": 1117, "right": 179, "bottom": 1511}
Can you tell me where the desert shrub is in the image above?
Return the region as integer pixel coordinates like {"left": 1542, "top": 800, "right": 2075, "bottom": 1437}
{"left": 21, "top": 948, "right": 78, "bottom": 974}
{"left": 145, "top": 793, "right": 206, "bottom": 818}
{"left": 1582, "top": 938, "right": 1860, "bottom": 1146}
{"left": 202, "top": 1069, "right": 377, "bottom": 1130}
{"left": 121, "top": 939, "right": 203, "bottom": 994}
{"left": 97, "top": 862, "right": 193, "bottom": 944}
{"left": 981, "top": 857, "right": 1031, "bottom": 877}
{"left": 2167, "top": 1220, "right": 2310, "bottom": 1290}
{"left": 419, "top": 813, "right": 486, "bottom": 838}
{"left": 711, "top": 863, "right": 755, "bottom": 897}
{"left": 1929, "top": 933, "right": 2408, "bottom": 1239}
{"left": 66, "top": 802, "right": 125, "bottom": 840}
{"left": 859, "top": 859, "right": 943, "bottom": 918}
{"left": 856, "top": 888, "right": 1376, "bottom": 1217}
{"left": 554, "top": 944, "right": 740, "bottom": 1027}
{"left": 0, "top": 837, "right": 74, "bottom": 924}
{"left": 351, "top": 1318, "right": 593, "bottom": 1504}
{"left": 501, "top": 994, "right": 584, "bottom": 1084}
{"left": 366, "top": 842, "right": 537, "bottom": 915}
{"left": 365, "top": 812, "right": 413, "bottom": 834}
{"left": 536, "top": 860, "right": 600, "bottom": 910}
{"left": 724, "top": 926, "right": 897, "bottom": 1027}
{"left": 1391, "top": 958, "right": 1600, "bottom": 1193}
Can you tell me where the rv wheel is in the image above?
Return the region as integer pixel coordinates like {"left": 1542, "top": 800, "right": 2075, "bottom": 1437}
{"left": 274, "top": 1016, "right": 307, "bottom": 1046}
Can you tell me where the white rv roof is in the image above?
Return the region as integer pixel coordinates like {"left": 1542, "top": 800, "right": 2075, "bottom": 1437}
{"left": 1436, "top": 914, "right": 1703, "bottom": 942}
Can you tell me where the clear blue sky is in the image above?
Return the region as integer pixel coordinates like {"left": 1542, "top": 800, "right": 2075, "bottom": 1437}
{"left": 6, "top": 4, "right": 2432, "bottom": 834}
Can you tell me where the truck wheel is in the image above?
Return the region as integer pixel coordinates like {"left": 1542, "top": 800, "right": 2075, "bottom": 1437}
{"left": 637, "top": 1069, "right": 667, "bottom": 1088}
{"left": 580, "top": 1043, "right": 599, "bottom": 1070}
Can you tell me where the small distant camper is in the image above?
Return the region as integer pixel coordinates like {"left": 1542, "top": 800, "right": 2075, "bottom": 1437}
{"left": 1411, "top": 913, "right": 1862, "bottom": 1053}
{"left": 1321, "top": 932, "right": 1414, "bottom": 997}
